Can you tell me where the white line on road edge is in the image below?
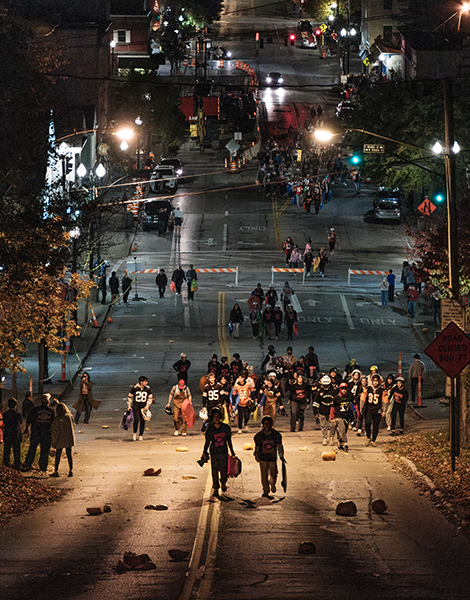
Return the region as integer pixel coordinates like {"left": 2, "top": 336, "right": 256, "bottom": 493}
{"left": 340, "top": 294, "right": 355, "bottom": 330}
{"left": 223, "top": 223, "right": 227, "bottom": 251}
{"left": 178, "top": 471, "right": 220, "bottom": 600}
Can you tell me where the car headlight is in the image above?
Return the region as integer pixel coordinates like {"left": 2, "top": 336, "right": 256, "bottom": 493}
{"left": 278, "top": 78, "right": 284, "bottom": 84}
{"left": 266, "top": 77, "right": 272, "bottom": 83}
{"left": 226, "top": 51, "right": 232, "bottom": 58}
{"left": 176, "top": 169, "right": 183, "bottom": 176}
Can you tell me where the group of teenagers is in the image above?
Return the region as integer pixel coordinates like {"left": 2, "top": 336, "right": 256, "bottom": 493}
{"left": 283, "top": 230, "right": 338, "bottom": 278}
{"left": 189, "top": 352, "right": 410, "bottom": 453}
{"left": 189, "top": 351, "right": 411, "bottom": 498}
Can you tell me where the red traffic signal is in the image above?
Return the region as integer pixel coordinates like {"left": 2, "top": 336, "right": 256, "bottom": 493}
{"left": 289, "top": 34, "right": 296, "bottom": 41}
{"left": 314, "top": 28, "right": 321, "bottom": 37}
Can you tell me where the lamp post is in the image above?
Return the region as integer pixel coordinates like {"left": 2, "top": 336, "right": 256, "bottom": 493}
{"left": 315, "top": 116, "right": 462, "bottom": 468}
{"left": 340, "top": 27, "right": 356, "bottom": 76}
{"left": 135, "top": 116, "right": 142, "bottom": 170}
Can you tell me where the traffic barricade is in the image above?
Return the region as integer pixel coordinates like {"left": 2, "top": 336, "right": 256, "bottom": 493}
{"left": 271, "top": 266, "right": 306, "bottom": 285}
{"left": 348, "top": 269, "right": 388, "bottom": 286}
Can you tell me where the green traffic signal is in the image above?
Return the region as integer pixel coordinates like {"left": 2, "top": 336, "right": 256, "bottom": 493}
{"left": 351, "top": 155, "right": 360, "bottom": 164}
{"left": 435, "top": 193, "right": 445, "bottom": 203}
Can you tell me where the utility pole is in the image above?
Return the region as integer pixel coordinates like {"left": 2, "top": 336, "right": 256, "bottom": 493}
{"left": 444, "top": 77, "right": 460, "bottom": 468}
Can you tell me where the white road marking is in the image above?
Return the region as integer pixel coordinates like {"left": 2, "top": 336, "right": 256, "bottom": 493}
{"left": 307, "top": 299, "right": 321, "bottom": 307}
{"left": 340, "top": 294, "right": 355, "bottom": 330}
{"left": 223, "top": 224, "right": 227, "bottom": 251}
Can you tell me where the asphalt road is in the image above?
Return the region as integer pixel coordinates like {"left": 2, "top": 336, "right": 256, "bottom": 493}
{"left": 1, "top": 3, "right": 464, "bottom": 599}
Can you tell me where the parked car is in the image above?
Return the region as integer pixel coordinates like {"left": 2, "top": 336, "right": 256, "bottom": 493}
{"left": 149, "top": 165, "right": 178, "bottom": 193}
{"left": 301, "top": 34, "right": 317, "bottom": 48}
{"left": 142, "top": 199, "right": 173, "bottom": 231}
{"left": 374, "top": 189, "right": 402, "bottom": 222}
{"left": 266, "top": 72, "right": 283, "bottom": 86}
{"left": 159, "top": 157, "right": 183, "bottom": 177}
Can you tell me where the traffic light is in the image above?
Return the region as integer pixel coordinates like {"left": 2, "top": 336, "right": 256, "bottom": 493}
{"left": 435, "top": 192, "right": 445, "bottom": 203}
{"left": 351, "top": 152, "right": 362, "bottom": 165}
{"left": 315, "top": 28, "right": 321, "bottom": 37}
{"left": 289, "top": 34, "right": 295, "bottom": 46}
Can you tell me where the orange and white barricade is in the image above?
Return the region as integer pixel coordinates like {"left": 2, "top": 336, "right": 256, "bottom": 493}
{"left": 271, "top": 266, "right": 306, "bottom": 285}
{"left": 348, "top": 269, "right": 388, "bottom": 286}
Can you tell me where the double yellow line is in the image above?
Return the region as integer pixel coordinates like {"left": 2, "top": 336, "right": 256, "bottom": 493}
{"left": 272, "top": 195, "right": 291, "bottom": 251}
{"left": 218, "top": 292, "right": 231, "bottom": 361}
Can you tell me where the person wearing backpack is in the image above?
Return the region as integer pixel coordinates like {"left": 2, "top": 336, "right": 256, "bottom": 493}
{"left": 166, "top": 379, "right": 192, "bottom": 436}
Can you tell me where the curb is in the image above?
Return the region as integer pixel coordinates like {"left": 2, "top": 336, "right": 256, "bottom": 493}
{"left": 399, "top": 456, "right": 437, "bottom": 494}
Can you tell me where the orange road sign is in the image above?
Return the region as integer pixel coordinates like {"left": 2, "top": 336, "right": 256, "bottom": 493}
{"left": 417, "top": 197, "right": 437, "bottom": 216}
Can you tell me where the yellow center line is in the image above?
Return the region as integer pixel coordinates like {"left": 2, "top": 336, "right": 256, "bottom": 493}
{"left": 218, "top": 292, "right": 231, "bottom": 361}
{"left": 272, "top": 196, "right": 282, "bottom": 251}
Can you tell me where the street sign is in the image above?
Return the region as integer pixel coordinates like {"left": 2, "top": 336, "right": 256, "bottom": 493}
{"left": 225, "top": 139, "right": 240, "bottom": 154}
{"left": 417, "top": 197, "right": 437, "bottom": 216}
{"left": 441, "top": 298, "right": 466, "bottom": 330}
{"left": 424, "top": 321, "right": 470, "bottom": 379}
{"left": 97, "top": 143, "right": 109, "bottom": 156}
{"left": 363, "top": 144, "right": 384, "bottom": 153}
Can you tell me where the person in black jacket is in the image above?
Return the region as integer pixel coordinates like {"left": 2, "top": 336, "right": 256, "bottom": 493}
{"left": 284, "top": 305, "right": 298, "bottom": 341}
{"left": 254, "top": 415, "right": 284, "bottom": 499}
{"left": 201, "top": 408, "right": 236, "bottom": 498}
{"left": 155, "top": 268, "right": 168, "bottom": 298}
{"left": 3, "top": 398, "right": 22, "bottom": 471}
{"left": 313, "top": 376, "right": 336, "bottom": 445}
{"left": 287, "top": 374, "right": 310, "bottom": 432}
{"left": 229, "top": 303, "right": 243, "bottom": 338}
{"left": 171, "top": 265, "right": 186, "bottom": 296}
{"left": 173, "top": 353, "right": 191, "bottom": 382}
{"left": 186, "top": 264, "right": 197, "bottom": 300}
{"left": 273, "top": 305, "right": 283, "bottom": 340}
{"left": 23, "top": 394, "right": 55, "bottom": 472}
{"left": 109, "top": 271, "right": 120, "bottom": 304}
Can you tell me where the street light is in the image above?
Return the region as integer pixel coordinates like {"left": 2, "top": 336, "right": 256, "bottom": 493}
{"left": 340, "top": 27, "right": 356, "bottom": 76}
{"left": 135, "top": 116, "right": 143, "bottom": 169}
{"left": 434, "top": 2, "right": 470, "bottom": 31}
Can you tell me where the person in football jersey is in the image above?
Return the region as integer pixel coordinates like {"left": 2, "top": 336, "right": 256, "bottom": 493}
{"left": 361, "top": 373, "right": 387, "bottom": 446}
{"left": 231, "top": 374, "right": 255, "bottom": 434}
{"left": 390, "top": 377, "right": 409, "bottom": 436}
{"left": 200, "top": 407, "right": 236, "bottom": 498}
{"left": 202, "top": 373, "right": 224, "bottom": 415}
{"left": 331, "top": 382, "right": 353, "bottom": 451}
{"left": 173, "top": 353, "right": 191, "bottom": 383}
{"left": 127, "top": 376, "right": 154, "bottom": 441}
